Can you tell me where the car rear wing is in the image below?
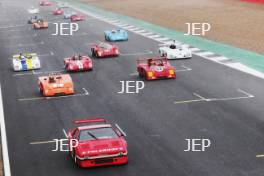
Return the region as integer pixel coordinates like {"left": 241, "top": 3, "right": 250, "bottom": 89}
{"left": 74, "top": 118, "right": 106, "bottom": 124}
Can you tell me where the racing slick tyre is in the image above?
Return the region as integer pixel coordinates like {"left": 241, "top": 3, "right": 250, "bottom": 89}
{"left": 95, "top": 52, "right": 99, "bottom": 58}
{"left": 161, "top": 52, "right": 166, "bottom": 57}
{"left": 39, "top": 85, "right": 44, "bottom": 95}
{"left": 91, "top": 49, "right": 95, "bottom": 57}
{"left": 143, "top": 71, "right": 148, "bottom": 80}
{"left": 73, "top": 153, "right": 81, "bottom": 167}
{"left": 138, "top": 69, "right": 143, "bottom": 78}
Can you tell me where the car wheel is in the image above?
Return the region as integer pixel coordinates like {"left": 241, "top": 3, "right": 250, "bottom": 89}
{"left": 143, "top": 71, "right": 147, "bottom": 80}
{"left": 138, "top": 69, "right": 143, "bottom": 77}
{"left": 73, "top": 153, "right": 80, "bottom": 166}
{"left": 91, "top": 49, "right": 95, "bottom": 57}
{"left": 95, "top": 52, "right": 99, "bottom": 58}
{"left": 39, "top": 85, "right": 43, "bottom": 95}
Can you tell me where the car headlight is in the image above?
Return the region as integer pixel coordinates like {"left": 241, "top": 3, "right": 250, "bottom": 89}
{"left": 169, "top": 70, "right": 174, "bottom": 75}
{"left": 120, "top": 151, "right": 128, "bottom": 156}
{"left": 148, "top": 72, "right": 153, "bottom": 77}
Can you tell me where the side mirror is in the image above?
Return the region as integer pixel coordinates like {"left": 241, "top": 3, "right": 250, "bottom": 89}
{"left": 115, "top": 124, "right": 127, "bottom": 137}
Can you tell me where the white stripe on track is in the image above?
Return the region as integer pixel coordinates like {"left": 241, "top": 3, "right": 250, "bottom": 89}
{"left": 0, "top": 85, "right": 11, "bottom": 176}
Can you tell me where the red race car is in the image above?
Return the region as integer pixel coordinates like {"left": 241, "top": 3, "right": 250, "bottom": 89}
{"left": 39, "top": 1, "right": 52, "bottom": 6}
{"left": 64, "top": 54, "right": 93, "bottom": 72}
{"left": 71, "top": 14, "right": 85, "bottom": 22}
{"left": 137, "top": 57, "right": 176, "bottom": 80}
{"left": 91, "top": 42, "right": 119, "bottom": 58}
{"left": 53, "top": 8, "right": 63, "bottom": 15}
{"left": 67, "top": 118, "right": 128, "bottom": 168}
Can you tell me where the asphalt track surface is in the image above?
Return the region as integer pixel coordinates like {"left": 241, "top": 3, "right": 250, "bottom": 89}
{"left": 1, "top": 0, "right": 264, "bottom": 176}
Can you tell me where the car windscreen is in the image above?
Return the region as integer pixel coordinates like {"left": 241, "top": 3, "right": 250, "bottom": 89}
{"left": 99, "top": 43, "right": 111, "bottom": 49}
{"left": 79, "top": 127, "right": 118, "bottom": 141}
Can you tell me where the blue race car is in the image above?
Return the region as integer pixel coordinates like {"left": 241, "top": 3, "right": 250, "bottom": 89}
{"left": 104, "top": 29, "right": 128, "bottom": 42}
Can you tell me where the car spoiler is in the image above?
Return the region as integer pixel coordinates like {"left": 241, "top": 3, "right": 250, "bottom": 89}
{"left": 74, "top": 118, "right": 106, "bottom": 124}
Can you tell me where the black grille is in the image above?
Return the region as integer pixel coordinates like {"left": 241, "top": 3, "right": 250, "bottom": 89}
{"left": 94, "top": 158, "right": 114, "bottom": 164}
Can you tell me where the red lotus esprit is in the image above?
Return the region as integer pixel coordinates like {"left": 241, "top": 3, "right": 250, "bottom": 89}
{"left": 91, "top": 42, "right": 119, "bottom": 58}
{"left": 70, "top": 14, "right": 85, "bottom": 22}
{"left": 64, "top": 54, "right": 93, "bottom": 72}
{"left": 67, "top": 118, "right": 128, "bottom": 168}
{"left": 53, "top": 8, "right": 63, "bottom": 15}
{"left": 137, "top": 57, "right": 176, "bottom": 80}
{"left": 39, "top": 1, "right": 52, "bottom": 6}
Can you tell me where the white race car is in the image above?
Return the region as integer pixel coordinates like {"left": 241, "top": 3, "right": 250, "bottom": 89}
{"left": 158, "top": 41, "right": 192, "bottom": 59}
{"left": 28, "top": 7, "right": 39, "bottom": 14}
{"left": 64, "top": 10, "right": 76, "bottom": 19}
{"left": 12, "top": 53, "right": 41, "bottom": 71}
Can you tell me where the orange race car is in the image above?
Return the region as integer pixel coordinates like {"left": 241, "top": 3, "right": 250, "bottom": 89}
{"left": 38, "top": 73, "right": 74, "bottom": 97}
{"left": 33, "top": 19, "right": 48, "bottom": 29}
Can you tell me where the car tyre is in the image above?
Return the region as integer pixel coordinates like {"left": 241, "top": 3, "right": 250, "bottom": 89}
{"left": 91, "top": 49, "right": 95, "bottom": 57}
{"left": 143, "top": 71, "right": 148, "bottom": 80}
{"left": 95, "top": 52, "right": 99, "bottom": 58}
{"left": 39, "top": 85, "right": 43, "bottom": 95}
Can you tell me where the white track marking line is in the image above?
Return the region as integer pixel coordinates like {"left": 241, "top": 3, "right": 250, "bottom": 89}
{"left": 189, "top": 48, "right": 200, "bottom": 52}
{"left": 196, "top": 51, "right": 214, "bottom": 56}
{"left": 13, "top": 71, "right": 34, "bottom": 76}
{"left": 0, "top": 85, "right": 11, "bottom": 176}
{"left": 30, "top": 140, "right": 56, "bottom": 145}
{"left": 135, "top": 29, "right": 146, "bottom": 33}
{"left": 212, "top": 56, "right": 229, "bottom": 62}
{"left": 148, "top": 34, "right": 161, "bottom": 38}
{"left": 256, "top": 154, "right": 264, "bottom": 158}
{"left": 156, "top": 37, "right": 170, "bottom": 41}
{"left": 18, "top": 87, "right": 89, "bottom": 101}
{"left": 13, "top": 69, "right": 65, "bottom": 77}
{"left": 122, "top": 25, "right": 135, "bottom": 30}
{"left": 116, "top": 24, "right": 128, "bottom": 27}
{"left": 174, "top": 89, "right": 254, "bottom": 104}
{"left": 174, "top": 98, "right": 206, "bottom": 104}
{"left": 129, "top": 72, "right": 138, "bottom": 76}
{"left": 193, "top": 93, "right": 208, "bottom": 101}
{"left": 237, "top": 89, "right": 254, "bottom": 98}
{"left": 176, "top": 65, "right": 192, "bottom": 72}
{"left": 63, "top": 129, "right": 68, "bottom": 138}
{"left": 181, "top": 65, "right": 192, "bottom": 71}
{"left": 141, "top": 32, "right": 154, "bottom": 36}
{"left": 129, "top": 27, "right": 140, "bottom": 31}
